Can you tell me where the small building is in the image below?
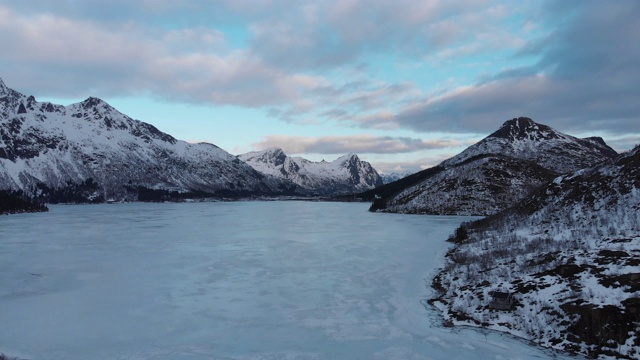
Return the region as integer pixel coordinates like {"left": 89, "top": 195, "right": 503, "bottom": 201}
{"left": 488, "top": 290, "right": 514, "bottom": 310}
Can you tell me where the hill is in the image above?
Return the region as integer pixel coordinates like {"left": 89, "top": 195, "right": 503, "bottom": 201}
{"left": 430, "top": 145, "right": 640, "bottom": 358}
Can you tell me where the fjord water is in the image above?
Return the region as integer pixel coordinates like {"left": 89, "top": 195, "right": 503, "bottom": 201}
{"left": 0, "top": 202, "right": 571, "bottom": 359}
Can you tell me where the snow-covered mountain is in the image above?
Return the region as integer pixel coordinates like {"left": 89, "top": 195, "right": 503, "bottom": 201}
{"left": 431, "top": 145, "right": 640, "bottom": 358}
{"left": 379, "top": 171, "right": 412, "bottom": 184}
{"left": 442, "top": 117, "right": 617, "bottom": 172}
{"left": 238, "top": 148, "right": 383, "bottom": 196}
{"left": 0, "top": 78, "right": 299, "bottom": 202}
{"left": 370, "top": 117, "right": 617, "bottom": 215}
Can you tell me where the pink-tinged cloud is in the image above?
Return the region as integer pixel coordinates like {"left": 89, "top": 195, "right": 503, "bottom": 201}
{"left": 0, "top": 0, "right": 637, "bottom": 142}
{"left": 252, "top": 134, "right": 473, "bottom": 155}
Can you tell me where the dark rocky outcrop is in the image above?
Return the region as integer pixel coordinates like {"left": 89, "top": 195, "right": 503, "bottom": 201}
{"left": 0, "top": 190, "right": 48, "bottom": 214}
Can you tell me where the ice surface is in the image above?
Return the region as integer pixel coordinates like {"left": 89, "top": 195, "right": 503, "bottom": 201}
{"left": 0, "top": 202, "right": 578, "bottom": 359}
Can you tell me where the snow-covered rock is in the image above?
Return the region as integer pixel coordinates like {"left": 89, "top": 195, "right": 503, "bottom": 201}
{"left": 431, "top": 145, "right": 640, "bottom": 358}
{"left": 238, "top": 147, "right": 383, "bottom": 196}
{"left": 0, "top": 77, "right": 299, "bottom": 202}
{"left": 371, "top": 117, "right": 617, "bottom": 216}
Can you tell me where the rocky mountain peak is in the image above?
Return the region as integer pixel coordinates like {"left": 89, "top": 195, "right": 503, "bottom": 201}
{"left": 80, "top": 96, "right": 110, "bottom": 110}
{"left": 0, "top": 77, "right": 8, "bottom": 95}
{"left": 441, "top": 117, "right": 616, "bottom": 174}
{"left": 374, "top": 117, "right": 619, "bottom": 216}
{"left": 338, "top": 153, "right": 359, "bottom": 165}
{"left": 261, "top": 147, "right": 287, "bottom": 166}
{"left": 240, "top": 147, "right": 287, "bottom": 166}
{"left": 488, "top": 117, "right": 560, "bottom": 141}
{"left": 583, "top": 136, "right": 607, "bottom": 146}
{"left": 239, "top": 149, "right": 382, "bottom": 195}
{"left": 0, "top": 78, "right": 26, "bottom": 118}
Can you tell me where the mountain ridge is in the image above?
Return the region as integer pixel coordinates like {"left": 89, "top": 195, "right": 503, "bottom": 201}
{"left": 0, "top": 78, "right": 301, "bottom": 202}
{"left": 442, "top": 117, "right": 617, "bottom": 172}
{"left": 238, "top": 147, "right": 383, "bottom": 196}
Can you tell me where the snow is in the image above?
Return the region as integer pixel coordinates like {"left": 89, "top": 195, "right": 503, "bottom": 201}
{"left": 440, "top": 118, "right": 615, "bottom": 174}
{"left": 0, "top": 81, "right": 289, "bottom": 198}
{"left": 376, "top": 119, "right": 617, "bottom": 216}
{"left": 238, "top": 148, "right": 382, "bottom": 195}
{"left": 0, "top": 202, "right": 576, "bottom": 360}
{"left": 432, "top": 147, "right": 640, "bottom": 358}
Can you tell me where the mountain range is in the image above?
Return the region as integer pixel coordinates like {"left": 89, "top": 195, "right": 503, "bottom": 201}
{"left": 0, "top": 78, "right": 380, "bottom": 203}
{"left": 2, "top": 77, "right": 639, "bottom": 358}
{"left": 368, "top": 117, "right": 617, "bottom": 216}
{"left": 238, "top": 148, "right": 382, "bottom": 196}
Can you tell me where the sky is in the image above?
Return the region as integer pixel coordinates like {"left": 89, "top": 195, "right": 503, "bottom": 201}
{"left": 0, "top": 0, "right": 638, "bottom": 174}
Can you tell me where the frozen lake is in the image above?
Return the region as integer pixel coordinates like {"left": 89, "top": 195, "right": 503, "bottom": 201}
{"left": 0, "top": 202, "right": 574, "bottom": 359}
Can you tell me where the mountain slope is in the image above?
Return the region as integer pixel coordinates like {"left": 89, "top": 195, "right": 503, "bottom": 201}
{"left": 370, "top": 117, "right": 617, "bottom": 216}
{"left": 377, "top": 155, "right": 557, "bottom": 215}
{"left": 238, "top": 147, "right": 383, "bottom": 196}
{"left": 0, "top": 78, "right": 299, "bottom": 202}
{"left": 431, "top": 145, "right": 640, "bottom": 358}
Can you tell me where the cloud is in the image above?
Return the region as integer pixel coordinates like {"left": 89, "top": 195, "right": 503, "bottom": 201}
{"left": 246, "top": 0, "right": 526, "bottom": 71}
{"left": 0, "top": 1, "right": 534, "bottom": 121}
{"left": 0, "top": 4, "right": 333, "bottom": 108}
{"left": 372, "top": 153, "right": 456, "bottom": 174}
{"left": 607, "top": 135, "right": 640, "bottom": 153}
{"left": 388, "top": 1, "right": 640, "bottom": 136}
{"left": 251, "top": 134, "right": 470, "bottom": 155}
{"left": 1, "top": 0, "right": 636, "bottom": 142}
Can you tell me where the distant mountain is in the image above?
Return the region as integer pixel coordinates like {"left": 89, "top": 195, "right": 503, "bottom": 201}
{"left": 0, "top": 78, "right": 299, "bottom": 202}
{"left": 379, "top": 171, "right": 412, "bottom": 184}
{"left": 431, "top": 145, "right": 640, "bottom": 359}
{"left": 369, "top": 117, "right": 617, "bottom": 215}
{"left": 238, "top": 148, "right": 383, "bottom": 196}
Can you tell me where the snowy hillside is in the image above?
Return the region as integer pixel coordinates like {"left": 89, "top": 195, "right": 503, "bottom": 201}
{"left": 0, "top": 78, "right": 298, "bottom": 202}
{"left": 431, "top": 145, "right": 640, "bottom": 358}
{"left": 376, "top": 155, "right": 556, "bottom": 215}
{"left": 371, "top": 117, "right": 617, "bottom": 216}
{"left": 238, "top": 147, "right": 383, "bottom": 196}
